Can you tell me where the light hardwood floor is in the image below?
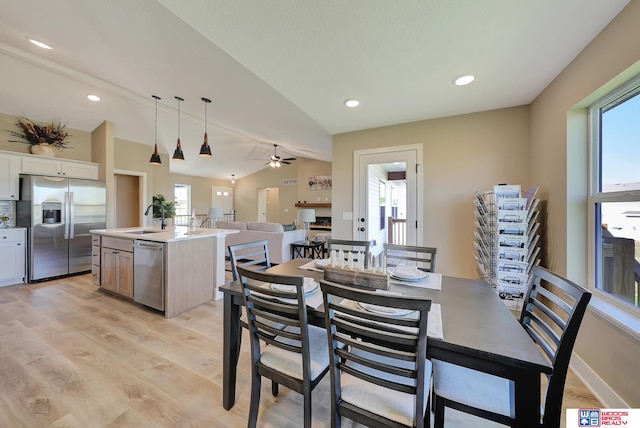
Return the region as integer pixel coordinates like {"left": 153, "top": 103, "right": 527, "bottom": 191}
{"left": 0, "top": 274, "right": 601, "bottom": 427}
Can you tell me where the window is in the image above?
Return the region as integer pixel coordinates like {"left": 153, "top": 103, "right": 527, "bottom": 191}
{"left": 589, "top": 76, "right": 640, "bottom": 309}
{"left": 174, "top": 184, "right": 191, "bottom": 216}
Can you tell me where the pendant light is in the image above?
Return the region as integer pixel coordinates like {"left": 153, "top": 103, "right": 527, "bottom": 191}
{"left": 172, "top": 96, "right": 185, "bottom": 161}
{"left": 231, "top": 174, "right": 235, "bottom": 185}
{"left": 149, "top": 95, "right": 162, "bottom": 165}
{"left": 199, "top": 97, "right": 212, "bottom": 157}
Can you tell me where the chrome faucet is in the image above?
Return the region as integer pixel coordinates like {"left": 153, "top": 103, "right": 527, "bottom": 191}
{"left": 145, "top": 203, "right": 167, "bottom": 230}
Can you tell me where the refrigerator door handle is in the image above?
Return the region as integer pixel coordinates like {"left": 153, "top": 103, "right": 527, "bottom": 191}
{"left": 64, "top": 191, "right": 70, "bottom": 239}
{"left": 69, "top": 191, "right": 75, "bottom": 239}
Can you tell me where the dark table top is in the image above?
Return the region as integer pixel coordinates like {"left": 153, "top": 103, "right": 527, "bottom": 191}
{"left": 220, "top": 258, "right": 552, "bottom": 375}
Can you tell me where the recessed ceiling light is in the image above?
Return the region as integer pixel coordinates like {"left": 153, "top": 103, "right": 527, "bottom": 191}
{"left": 87, "top": 94, "right": 101, "bottom": 102}
{"left": 453, "top": 75, "right": 475, "bottom": 86}
{"left": 344, "top": 99, "right": 360, "bottom": 108}
{"left": 28, "top": 38, "right": 52, "bottom": 50}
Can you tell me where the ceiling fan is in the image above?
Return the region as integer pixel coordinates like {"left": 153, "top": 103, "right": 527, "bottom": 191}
{"left": 266, "top": 144, "right": 296, "bottom": 168}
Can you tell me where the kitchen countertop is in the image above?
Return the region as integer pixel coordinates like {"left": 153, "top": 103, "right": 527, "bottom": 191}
{"left": 90, "top": 226, "right": 239, "bottom": 242}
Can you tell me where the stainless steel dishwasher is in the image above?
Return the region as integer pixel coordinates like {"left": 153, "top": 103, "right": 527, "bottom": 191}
{"left": 133, "top": 240, "right": 165, "bottom": 311}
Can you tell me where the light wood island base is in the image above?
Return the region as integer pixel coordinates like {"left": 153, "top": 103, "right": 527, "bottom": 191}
{"left": 91, "top": 226, "right": 236, "bottom": 318}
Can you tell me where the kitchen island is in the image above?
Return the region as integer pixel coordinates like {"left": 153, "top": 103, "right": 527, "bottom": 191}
{"left": 90, "top": 226, "right": 238, "bottom": 318}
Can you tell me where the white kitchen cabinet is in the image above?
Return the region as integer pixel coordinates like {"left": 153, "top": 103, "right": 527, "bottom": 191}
{"left": 0, "top": 228, "right": 26, "bottom": 286}
{"left": 21, "top": 155, "right": 98, "bottom": 179}
{"left": 0, "top": 153, "right": 21, "bottom": 200}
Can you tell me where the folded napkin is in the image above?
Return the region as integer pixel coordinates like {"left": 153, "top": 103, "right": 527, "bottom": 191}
{"left": 338, "top": 298, "right": 443, "bottom": 340}
{"left": 389, "top": 272, "right": 442, "bottom": 291}
{"left": 297, "top": 260, "right": 324, "bottom": 273}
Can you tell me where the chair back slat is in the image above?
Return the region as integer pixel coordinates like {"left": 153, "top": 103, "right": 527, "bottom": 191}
{"left": 529, "top": 296, "right": 567, "bottom": 335}
{"left": 320, "top": 279, "right": 431, "bottom": 427}
{"left": 237, "top": 266, "right": 309, "bottom": 359}
{"left": 327, "top": 239, "right": 371, "bottom": 268}
{"left": 332, "top": 314, "right": 420, "bottom": 348}
{"left": 384, "top": 243, "right": 438, "bottom": 273}
{"left": 520, "top": 266, "right": 591, "bottom": 428}
{"left": 338, "top": 362, "right": 417, "bottom": 395}
{"left": 228, "top": 240, "right": 271, "bottom": 281}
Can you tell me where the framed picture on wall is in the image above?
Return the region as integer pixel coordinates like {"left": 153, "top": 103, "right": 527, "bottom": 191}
{"left": 309, "top": 175, "right": 332, "bottom": 190}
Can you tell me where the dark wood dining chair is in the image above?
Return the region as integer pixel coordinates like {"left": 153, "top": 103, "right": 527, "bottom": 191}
{"left": 228, "top": 240, "right": 272, "bottom": 281}
{"left": 319, "top": 279, "right": 432, "bottom": 428}
{"left": 432, "top": 266, "right": 592, "bottom": 428}
{"left": 326, "top": 239, "right": 371, "bottom": 268}
{"left": 236, "top": 266, "right": 330, "bottom": 428}
{"left": 383, "top": 243, "right": 438, "bottom": 273}
{"left": 228, "top": 240, "right": 282, "bottom": 358}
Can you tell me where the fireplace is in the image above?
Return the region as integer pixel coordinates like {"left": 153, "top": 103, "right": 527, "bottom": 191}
{"left": 310, "top": 216, "right": 331, "bottom": 230}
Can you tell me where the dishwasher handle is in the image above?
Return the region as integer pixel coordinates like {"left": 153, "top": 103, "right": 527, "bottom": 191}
{"left": 134, "top": 240, "right": 164, "bottom": 250}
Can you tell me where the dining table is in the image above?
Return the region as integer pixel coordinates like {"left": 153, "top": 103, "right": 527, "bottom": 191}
{"left": 220, "top": 258, "right": 552, "bottom": 427}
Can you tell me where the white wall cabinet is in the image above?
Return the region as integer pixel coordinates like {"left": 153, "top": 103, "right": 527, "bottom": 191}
{"left": 0, "top": 151, "right": 99, "bottom": 194}
{"left": 0, "top": 153, "right": 21, "bottom": 200}
{"left": 0, "top": 228, "right": 26, "bottom": 286}
{"left": 21, "top": 156, "right": 98, "bottom": 179}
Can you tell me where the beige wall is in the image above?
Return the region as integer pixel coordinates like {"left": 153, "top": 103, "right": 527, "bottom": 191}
{"left": 529, "top": 1, "right": 640, "bottom": 407}
{"left": 113, "top": 138, "right": 231, "bottom": 219}
{"left": 233, "top": 157, "right": 331, "bottom": 224}
{"left": 0, "top": 112, "right": 92, "bottom": 161}
{"left": 333, "top": 106, "right": 531, "bottom": 278}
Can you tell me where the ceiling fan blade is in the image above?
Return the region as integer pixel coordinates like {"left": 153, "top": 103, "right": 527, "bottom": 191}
{"left": 282, "top": 157, "right": 296, "bottom": 161}
{"left": 282, "top": 161, "right": 291, "bottom": 165}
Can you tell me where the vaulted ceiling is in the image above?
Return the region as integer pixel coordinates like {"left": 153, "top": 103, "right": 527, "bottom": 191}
{"left": 0, "top": 0, "right": 630, "bottom": 180}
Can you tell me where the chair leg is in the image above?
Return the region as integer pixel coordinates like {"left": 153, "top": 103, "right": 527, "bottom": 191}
{"left": 423, "top": 393, "right": 431, "bottom": 428}
{"left": 236, "top": 326, "right": 242, "bottom": 359}
{"left": 248, "top": 372, "right": 262, "bottom": 428}
{"left": 434, "top": 394, "right": 445, "bottom": 428}
{"left": 331, "top": 391, "right": 341, "bottom": 428}
{"left": 271, "top": 381, "right": 279, "bottom": 396}
{"left": 303, "top": 389, "right": 312, "bottom": 428}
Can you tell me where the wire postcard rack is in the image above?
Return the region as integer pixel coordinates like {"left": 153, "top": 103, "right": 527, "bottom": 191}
{"left": 473, "top": 184, "right": 541, "bottom": 312}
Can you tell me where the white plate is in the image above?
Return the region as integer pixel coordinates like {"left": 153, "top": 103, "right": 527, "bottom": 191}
{"left": 356, "top": 301, "right": 414, "bottom": 316}
{"left": 271, "top": 278, "right": 318, "bottom": 294}
{"left": 389, "top": 267, "right": 428, "bottom": 281}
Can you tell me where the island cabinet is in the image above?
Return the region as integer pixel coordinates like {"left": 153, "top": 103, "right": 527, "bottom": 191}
{"left": 90, "top": 226, "right": 235, "bottom": 318}
{"left": 100, "top": 236, "right": 134, "bottom": 298}
{"left": 91, "top": 235, "right": 101, "bottom": 285}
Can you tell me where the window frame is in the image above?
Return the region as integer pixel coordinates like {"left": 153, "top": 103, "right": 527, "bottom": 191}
{"left": 588, "top": 74, "right": 640, "bottom": 315}
{"left": 174, "top": 183, "right": 191, "bottom": 216}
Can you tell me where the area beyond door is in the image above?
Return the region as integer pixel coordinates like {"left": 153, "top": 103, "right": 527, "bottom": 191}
{"left": 354, "top": 144, "right": 423, "bottom": 256}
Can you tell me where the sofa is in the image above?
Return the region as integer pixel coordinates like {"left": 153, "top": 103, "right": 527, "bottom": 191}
{"left": 216, "top": 221, "right": 306, "bottom": 264}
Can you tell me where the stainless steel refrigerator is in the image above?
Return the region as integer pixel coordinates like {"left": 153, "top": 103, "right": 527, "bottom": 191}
{"left": 17, "top": 175, "right": 106, "bottom": 282}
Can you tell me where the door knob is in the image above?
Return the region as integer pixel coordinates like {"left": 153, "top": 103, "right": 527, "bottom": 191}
{"left": 360, "top": 218, "right": 365, "bottom": 222}
{"left": 359, "top": 227, "right": 365, "bottom": 232}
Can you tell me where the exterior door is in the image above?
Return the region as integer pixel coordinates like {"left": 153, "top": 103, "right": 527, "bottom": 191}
{"left": 211, "top": 186, "right": 234, "bottom": 217}
{"left": 354, "top": 144, "right": 422, "bottom": 256}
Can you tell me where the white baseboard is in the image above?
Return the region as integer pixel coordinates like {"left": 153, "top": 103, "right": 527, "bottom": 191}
{"left": 570, "top": 353, "right": 628, "bottom": 408}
